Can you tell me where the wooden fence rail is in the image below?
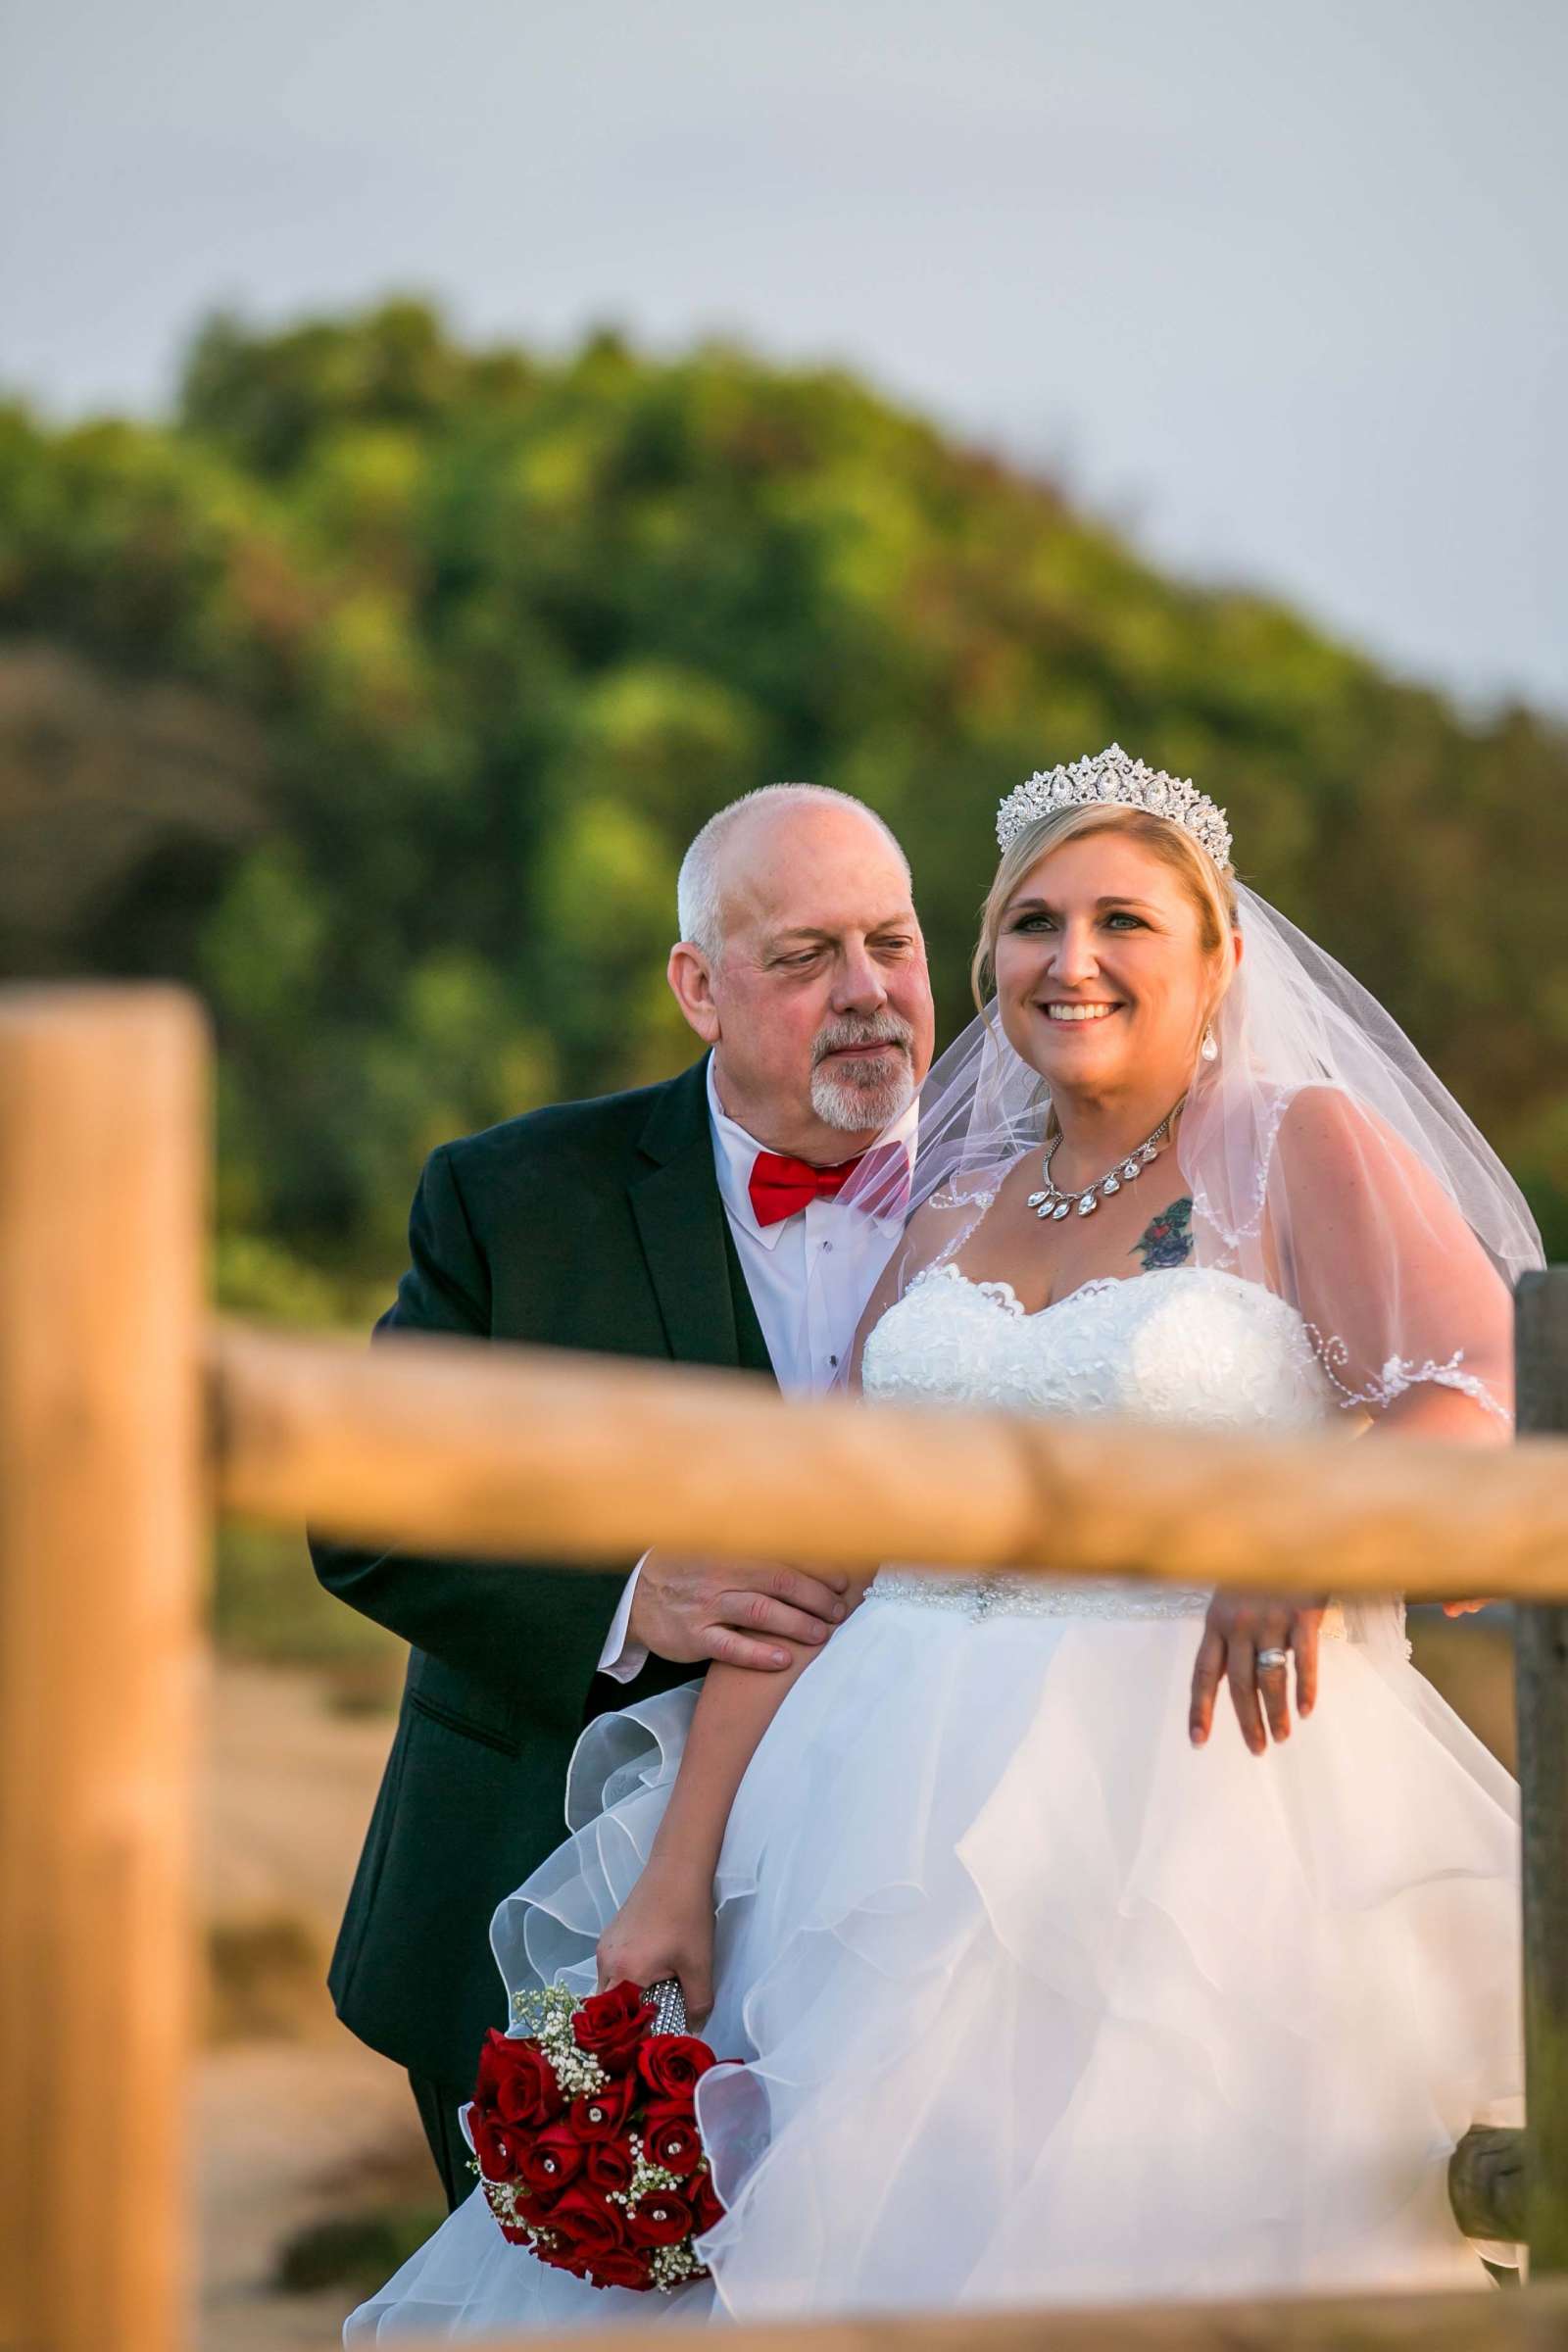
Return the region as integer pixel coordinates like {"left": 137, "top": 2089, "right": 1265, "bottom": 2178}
{"left": 3, "top": 984, "right": 1566, "bottom": 2352}
{"left": 1514, "top": 1277, "right": 1568, "bottom": 2273}
{"left": 214, "top": 1317, "right": 1568, "bottom": 1596}
{"left": 374, "top": 2284, "right": 1568, "bottom": 2352}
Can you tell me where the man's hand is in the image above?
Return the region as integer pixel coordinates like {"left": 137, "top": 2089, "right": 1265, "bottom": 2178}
{"left": 1190, "top": 1593, "right": 1329, "bottom": 1756}
{"left": 630, "top": 1551, "right": 852, "bottom": 1672}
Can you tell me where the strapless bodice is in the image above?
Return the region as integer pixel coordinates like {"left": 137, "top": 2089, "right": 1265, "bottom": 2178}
{"left": 861, "top": 1262, "right": 1335, "bottom": 1430}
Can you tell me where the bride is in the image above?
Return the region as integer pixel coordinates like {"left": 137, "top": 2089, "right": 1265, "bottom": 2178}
{"left": 347, "top": 749, "right": 1539, "bottom": 2336}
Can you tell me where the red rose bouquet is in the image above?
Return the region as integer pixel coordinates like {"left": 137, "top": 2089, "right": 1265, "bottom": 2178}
{"left": 465, "top": 1979, "right": 727, "bottom": 2293}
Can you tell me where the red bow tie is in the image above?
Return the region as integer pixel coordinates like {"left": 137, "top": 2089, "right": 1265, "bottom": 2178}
{"left": 748, "top": 1143, "right": 909, "bottom": 1228}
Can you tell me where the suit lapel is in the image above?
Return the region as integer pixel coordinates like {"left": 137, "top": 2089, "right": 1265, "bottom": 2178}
{"left": 629, "top": 1058, "right": 750, "bottom": 1374}
{"left": 723, "top": 1218, "right": 776, "bottom": 1378}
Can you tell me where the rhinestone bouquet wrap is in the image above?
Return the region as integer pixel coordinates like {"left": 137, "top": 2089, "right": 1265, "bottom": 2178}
{"left": 465, "top": 1980, "right": 726, "bottom": 2292}
{"left": 996, "top": 743, "right": 1232, "bottom": 871}
{"left": 644, "top": 1975, "right": 689, "bottom": 2035}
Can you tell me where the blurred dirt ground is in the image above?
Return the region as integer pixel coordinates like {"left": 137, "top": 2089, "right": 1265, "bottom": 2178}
{"left": 195, "top": 1616, "right": 1517, "bottom": 2349}
{"left": 198, "top": 1662, "right": 439, "bottom": 2349}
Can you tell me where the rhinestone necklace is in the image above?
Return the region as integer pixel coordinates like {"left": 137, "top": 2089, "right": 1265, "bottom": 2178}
{"left": 1027, "top": 1094, "right": 1188, "bottom": 1221}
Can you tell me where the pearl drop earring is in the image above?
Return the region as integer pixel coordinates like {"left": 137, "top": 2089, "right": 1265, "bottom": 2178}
{"left": 1200, "top": 1024, "right": 1218, "bottom": 1062}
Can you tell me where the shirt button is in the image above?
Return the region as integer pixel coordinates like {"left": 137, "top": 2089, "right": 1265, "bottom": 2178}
{"left": 822, "top": 1240, "right": 833, "bottom": 1253}
{"left": 829, "top": 1354, "right": 838, "bottom": 1367}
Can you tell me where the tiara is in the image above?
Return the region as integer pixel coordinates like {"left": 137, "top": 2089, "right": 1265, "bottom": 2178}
{"left": 995, "top": 745, "right": 1232, "bottom": 871}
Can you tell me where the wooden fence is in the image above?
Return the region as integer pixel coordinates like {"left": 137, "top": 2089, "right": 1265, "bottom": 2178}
{"left": 3, "top": 986, "right": 1567, "bottom": 2352}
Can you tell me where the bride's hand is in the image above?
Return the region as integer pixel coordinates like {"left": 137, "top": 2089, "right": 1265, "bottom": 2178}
{"left": 1189, "top": 1594, "right": 1328, "bottom": 1756}
{"left": 595, "top": 1854, "right": 716, "bottom": 2027}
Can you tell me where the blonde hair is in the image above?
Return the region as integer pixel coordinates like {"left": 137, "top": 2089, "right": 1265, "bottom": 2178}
{"left": 971, "top": 804, "right": 1238, "bottom": 1011}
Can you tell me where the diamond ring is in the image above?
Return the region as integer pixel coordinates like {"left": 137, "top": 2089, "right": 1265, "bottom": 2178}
{"left": 1255, "top": 1647, "right": 1289, "bottom": 1673}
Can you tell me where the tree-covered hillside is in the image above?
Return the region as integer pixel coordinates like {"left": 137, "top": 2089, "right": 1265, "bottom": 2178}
{"left": 2, "top": 298, "right": 1563, "bottom": 1314}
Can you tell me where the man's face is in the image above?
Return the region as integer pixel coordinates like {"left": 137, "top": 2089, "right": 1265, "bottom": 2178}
{"left": 668, "top": 803, "right": 935, "bottom": 1160}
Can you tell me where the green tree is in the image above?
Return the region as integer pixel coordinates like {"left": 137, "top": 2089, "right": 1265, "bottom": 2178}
{"left": 0, "top": 300, "right": 1562, "bottom": 1306}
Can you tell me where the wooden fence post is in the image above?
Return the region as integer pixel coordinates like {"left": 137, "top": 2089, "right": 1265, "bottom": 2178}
{"left": 0, "top": 988, "right": 208, "bottom": 2352}
{"left": 1515, "top": 1267, "right": 1568, "bottom": 2274}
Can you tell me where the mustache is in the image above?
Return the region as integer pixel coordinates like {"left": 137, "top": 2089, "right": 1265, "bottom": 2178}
{"left": 811, "top": 1012, "right": 915, "bottom": 1065}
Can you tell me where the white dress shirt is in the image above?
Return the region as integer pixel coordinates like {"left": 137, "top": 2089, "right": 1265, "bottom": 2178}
{"left": 596, "top": 1059, "right": 917, "bottom": 1681}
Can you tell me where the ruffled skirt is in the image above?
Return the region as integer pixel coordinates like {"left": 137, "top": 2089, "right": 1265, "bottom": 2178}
{"left": 345, "top": 1593, "right": 1522, "bottom": 2336}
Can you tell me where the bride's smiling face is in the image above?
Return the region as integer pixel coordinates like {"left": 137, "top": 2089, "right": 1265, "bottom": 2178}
{"left": 992, "top": 829, "right": 1224, "bottom": 1102}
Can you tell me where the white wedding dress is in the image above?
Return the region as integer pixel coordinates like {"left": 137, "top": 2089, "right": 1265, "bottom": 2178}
{"left": 347, "top": 1264, "right": 1522, "bottom": 2339}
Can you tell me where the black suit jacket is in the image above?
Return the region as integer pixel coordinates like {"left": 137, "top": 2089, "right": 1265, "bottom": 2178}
{"left": 310, "top": 1056, "right": 774, "bottom": 2085}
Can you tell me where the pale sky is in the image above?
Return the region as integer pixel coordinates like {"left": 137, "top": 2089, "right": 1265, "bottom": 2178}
{"left": 3, "top": 0, "right": 1564, "bottom": 712}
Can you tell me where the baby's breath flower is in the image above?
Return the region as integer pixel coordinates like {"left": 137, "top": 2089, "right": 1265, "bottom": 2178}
{"left": 625, "top": 2152, "right": 681, "bottom": 2207}
{"left": 505, "top": 1984, "right": 609, "bottom": 2096}
{"left": 648, "top": 2243, "right": 709, "bottom": 2291}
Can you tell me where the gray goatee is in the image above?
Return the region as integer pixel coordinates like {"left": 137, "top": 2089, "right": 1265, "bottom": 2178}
{"left": 809, "top": 1012, "right": 916, "bottom": 1135}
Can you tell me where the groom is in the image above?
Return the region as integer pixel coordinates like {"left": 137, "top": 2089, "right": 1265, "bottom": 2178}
{"left": 311, "top": 783, "right": 935, "bottom": 2207}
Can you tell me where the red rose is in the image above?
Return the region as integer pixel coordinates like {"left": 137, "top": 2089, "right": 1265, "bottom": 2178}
{"left": 582, "top": 2246, "right": 653, "bottom": 2290}
{"left": 642, "top": 2103, "right": 702, "bottom": 2179}
{"left": 468, "top": 2101, "right": 532, "bottom": 2183}
{"left": 583, "top": 2136, "right": 636, "bottom": 2197}
{"left": 570, "top": 2071, "right": 637, "bottom": 2140}
{"left": 690, "top": 2169, "right": 725, "bottom": 2234}
{"left": 572, "top": 1982, "right": 654, "bottom": 2075}
{"left": 545, "top": 2184, "right": 627, "bottom": 2262}
{"left": 626, "top": 2187, "right": 694, "bottom": 2249}
{"left": 637, "top": 2034, "right": 715, "bottom": 2101}
{"left": 475, "top": 2029, "right": 565, "bottom": 2128}
{"left": 519, "top": 2121, "right": 584, "bottom": 2202}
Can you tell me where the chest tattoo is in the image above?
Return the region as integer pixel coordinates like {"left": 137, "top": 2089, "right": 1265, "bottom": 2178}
{"left": 1130, "top": 1196, "right": 1194, "bottom": 1271}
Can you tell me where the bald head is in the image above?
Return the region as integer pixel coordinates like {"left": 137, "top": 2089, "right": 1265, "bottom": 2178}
{"left": 666, "top": 784, "right": 933, "bottom": 1162}
{"left": 676, "top": 784, "right": 911, "bottom": 962}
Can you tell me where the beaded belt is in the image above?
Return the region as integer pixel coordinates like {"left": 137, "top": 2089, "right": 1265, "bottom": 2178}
{"left": 865, "top": 1570, "right": 1348, "bottom": 1636}
{"left": 865, "top": 1569, "right": 1209, "bottom": 1622}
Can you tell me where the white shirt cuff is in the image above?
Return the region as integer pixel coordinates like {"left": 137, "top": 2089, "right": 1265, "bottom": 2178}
{"left": 596, "top": 1556, "right": 650, "bottom": 1683}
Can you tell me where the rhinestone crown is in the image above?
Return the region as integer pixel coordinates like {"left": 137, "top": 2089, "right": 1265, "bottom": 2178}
{"left": 995, "top": 744, "right": 1232, "bottom": 871}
